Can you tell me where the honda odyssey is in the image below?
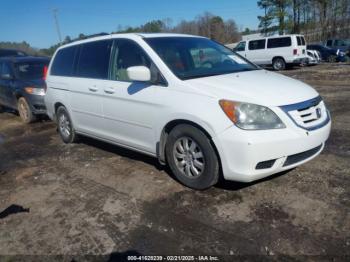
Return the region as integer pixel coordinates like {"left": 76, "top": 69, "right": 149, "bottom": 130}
{"left": 45, "top": 33, "right": 331, "bottom": 189}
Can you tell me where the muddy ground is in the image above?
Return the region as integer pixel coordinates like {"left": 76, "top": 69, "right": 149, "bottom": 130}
{"left": 0, "top": 63, "right": 349, "bottom": 261}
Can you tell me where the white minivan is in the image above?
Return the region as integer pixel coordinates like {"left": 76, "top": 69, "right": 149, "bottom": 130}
{"left": 45, "top": 33, "right": 331, "bottom": 189}
{"left": 234, "top": 35, "right": 309, "bottom": 70}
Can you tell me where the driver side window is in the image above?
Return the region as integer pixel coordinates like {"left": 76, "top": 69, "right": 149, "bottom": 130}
{"left": 112, "top": 39, "right": 151, "bottom": 82}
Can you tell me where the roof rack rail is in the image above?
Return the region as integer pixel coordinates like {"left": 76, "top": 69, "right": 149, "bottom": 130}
{"left": 66, "top": 32, "right": 110, "bottom": 44}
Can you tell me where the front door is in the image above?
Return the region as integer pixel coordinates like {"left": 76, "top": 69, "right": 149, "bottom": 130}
{"left": 102, "top": 39, "right": 164, "bottom": 154}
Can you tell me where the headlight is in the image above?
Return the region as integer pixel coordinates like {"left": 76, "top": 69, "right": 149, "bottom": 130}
{"left": 24, "top": 87, "right": 46, "bottom": 96}
{"left": 219, "top": 100, "right": 286, "bottom": 130}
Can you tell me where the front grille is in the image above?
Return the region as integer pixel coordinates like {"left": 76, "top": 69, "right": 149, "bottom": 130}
{"left": 283, "top": 144, "right": 322, "bottom": 167}
{"left": 280, "top": 96, "right": 330, "bottom": 131}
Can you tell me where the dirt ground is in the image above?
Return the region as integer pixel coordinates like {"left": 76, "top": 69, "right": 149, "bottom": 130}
{"left": 0, "top": 63, "right": 349, "bottom": 261}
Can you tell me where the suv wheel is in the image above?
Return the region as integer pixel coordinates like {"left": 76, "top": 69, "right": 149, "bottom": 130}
{"left": 165, "top": 124, "right": 219, "bottom": 190}
{"left": 56, "top": 106, "right": 78, "bottom": 143}
{"left": 18, "top": 97, "right": 36, "bottom": 123}
{"left": 328, "top": 55, "right": 336, "bottom": 63}
{"left": 272, "top": 58, "right": 286, "bottom": 71}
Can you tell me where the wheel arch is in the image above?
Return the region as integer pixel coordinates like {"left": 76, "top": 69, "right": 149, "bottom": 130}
{"left": 157, "top": 119, "right": 222, "bottom": 172}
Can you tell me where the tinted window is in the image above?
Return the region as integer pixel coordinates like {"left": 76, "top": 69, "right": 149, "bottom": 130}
{"left": 267, "top": 37, "right": 291, "bottom": 48}
{"left": 145, "top": 37, "right": 258, "bottom": 80}
{"left": 14, "top": 61, "right": 49, "bottom": 80}
{"left": 248, "top": 40, "right": 266, "bottom": 50}
{"left": 51, "top": 46, "right": 77, "bottom": 76}
{"left": 0, "top": 62, "right": 12, "bottom": 76}
{"left": 326, "top": 40, "right": 332, "bottom": 47}
{"left": 112, "top": 39, "right": 152, "bottom": 82}
{"left": 76, "top": 40, "right": 112, "bottom": 79}
{"left": 301, "top": 37, "right": 306, "bottom": 45}
{"left": 297, "top": 37, "right": 301, "bottom": 46}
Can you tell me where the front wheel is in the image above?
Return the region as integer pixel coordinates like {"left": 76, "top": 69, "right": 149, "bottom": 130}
{"left": 165, "top": 124, "right": 219, "bottom": 190}
{"left": 18, "top": 97, "right": 36, "bottom": 123}
{"left": 272, "top": 58, "right": 286, "bottom": 71}
{"left": 328, "top": 55, "right": 337, "bottom": 63}
{"left": 56, "top": 106, "right": 78, "bottom": 143}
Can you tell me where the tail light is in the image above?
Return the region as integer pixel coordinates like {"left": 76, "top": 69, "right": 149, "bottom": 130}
{"left": 293, "top": 49, "right": 298, "bottom": 55}
{"left": 43, "top": 65, "right": 48, "bottom": 80}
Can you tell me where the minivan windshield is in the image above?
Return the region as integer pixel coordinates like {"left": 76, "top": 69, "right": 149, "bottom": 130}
{"left": 144, "top": 37, "right": 259, "bottom": 80}
{"left": 14, "top": 61, "right": 49, "bottom": 80}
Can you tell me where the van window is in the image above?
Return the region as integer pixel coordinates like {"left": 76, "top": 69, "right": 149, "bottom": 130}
{"left": 51, "top": 46, "right": 77, "bottom": 76}
{"left": 111, "top": 39, "right": 151, "bottom": 82}
{"left": 235, "top": 42, "right": 246, "bottom": 52}
{"left": 76, "top": 40, "right": 112, "bottom": 79}
{"left": 248, "top": 40, "right": 265, "bottom": 50}
{"left": 297, "top": 36, "right": 306, "bottom": 46}
{"left": 267, "top": 37, "right": 291, "bottom": 48}
{"left": 326, "top": 40, "right": 332, "bottom": 47}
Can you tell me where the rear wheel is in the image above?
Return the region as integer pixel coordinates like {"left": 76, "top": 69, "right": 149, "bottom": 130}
{"left": 272, "top": 58, "right": 286, "bottom": 71}
{"left": 165, "top": 124, "right": 219, "bottom": 190}
{"left": 56, "top": 106, "right": 78, "bottom": 143}
{"left": 18, "top": 97, "right": 36, "bottom": 123}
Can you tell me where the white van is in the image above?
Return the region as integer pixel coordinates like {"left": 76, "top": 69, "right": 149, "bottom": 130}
{"left": 45, "top": 33, "right": 330, "bottom": 189}
{"left": 234, "top": 35, "right": 308, "bottom": 70}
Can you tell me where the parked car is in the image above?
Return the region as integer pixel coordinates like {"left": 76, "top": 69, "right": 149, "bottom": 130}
{"left": 45, "top": 33, "right": 331, "bottom": 189}
{"left": 307, "top": 44, "right": 346, "bottom": 62}
{"left": 0, "top": 48, "right": 27, "bottom": 58}
{"left": 234, "top": 34, "right": 308, "bottom": 70}
{"left": 306, "top": 50, "right": 319, "bottom": 65}
{"left": 325, "top": 39, "right": 350, "bottom": 55}
{"left": 0, "top": 56, "right": 49, "bottom": 123}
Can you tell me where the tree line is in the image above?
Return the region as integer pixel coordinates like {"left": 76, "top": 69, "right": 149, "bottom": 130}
{"left": 1, "top": 12, "right": 240, "bottom": 56}
{"left": 258, "top": 0, "right": 350, "bottom": 41}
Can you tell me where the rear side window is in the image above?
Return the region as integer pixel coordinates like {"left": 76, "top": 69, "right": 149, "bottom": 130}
{"left": 248, "top": 40, "right": 266, "bottom": 50}
{"left": 51, "top": 46, "right": 77, "bottom": 76}
{"left": 0, "top": 62, "right": 12, "bottom": 76}
{"left": 297, "top": 36, "right": 305, "bottom": 46}
{"left": 267, "top": 37, "right": 291, "bottom": 48}
{"left": 76, "top": 40, "right": 112, "bottom": 79}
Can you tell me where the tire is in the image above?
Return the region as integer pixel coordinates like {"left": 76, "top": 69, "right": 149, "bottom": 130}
{"left": 0, "top": 105, "right": 4, "bottom": 113}
{"left": 272, "top": 57, "right": 286, "bottom": 71}
{"left": 165, "top": 124, "right": 219, "bottom": 190}
{"left": 328, "top": 55, "right": 336, "bottom": 63}
{"left": 17, "top": 97, "right": 36, "bottom": 123}
{"left": 56, "top": 106, "right": 78, "bottom": 143}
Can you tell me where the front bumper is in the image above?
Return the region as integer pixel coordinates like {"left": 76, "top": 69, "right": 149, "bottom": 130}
{"left": 213, "top": 120, "right": 331, "bottom": 182}
{"left": 25, "top": 94, "right": 47, "bottom": 115}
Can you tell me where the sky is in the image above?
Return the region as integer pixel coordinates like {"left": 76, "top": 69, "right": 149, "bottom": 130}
{"left": 0, "top": 0, "right": 262, "bottom": 49}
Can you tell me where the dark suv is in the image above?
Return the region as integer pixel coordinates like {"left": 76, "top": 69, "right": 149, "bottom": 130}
{"left": 0, "top": 56, "right": 50, "bottom": 123}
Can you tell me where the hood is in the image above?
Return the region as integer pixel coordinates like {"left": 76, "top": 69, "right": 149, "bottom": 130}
{"left": 185, "top": 69, "right": 319, "bottom": 107}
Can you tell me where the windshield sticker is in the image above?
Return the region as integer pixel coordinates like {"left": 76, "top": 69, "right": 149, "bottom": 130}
{"left": 228, "top": 55, "right": 246, "bottom": 64}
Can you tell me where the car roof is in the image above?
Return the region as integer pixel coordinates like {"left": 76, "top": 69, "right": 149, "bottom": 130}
{"left": 242, "top": 34, "right": 305, "bottom": 42}
{"left": 57, "top": 33, "right": 206, "bottom": 50}
{"left": 0, "top": 56, "right": 50, "bottom": 63}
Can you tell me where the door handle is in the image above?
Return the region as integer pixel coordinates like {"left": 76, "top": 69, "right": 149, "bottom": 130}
{"left": 104, "top": 88, "right": 115, "bottom": 94}
{"left": 89, "top": 87, "right": 98, "bottom": 92}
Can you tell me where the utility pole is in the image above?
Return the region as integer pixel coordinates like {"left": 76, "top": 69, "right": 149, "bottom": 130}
{"left": 52, "top": 8, "right": 62, "bottom": 44}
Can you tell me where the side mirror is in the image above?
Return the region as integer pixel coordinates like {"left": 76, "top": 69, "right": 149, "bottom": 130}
{"left": 127, "top": 66, "right": 151, "bottom": 82}
{"left": 1, "top": 74, "right": 13, "bottom": 80}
